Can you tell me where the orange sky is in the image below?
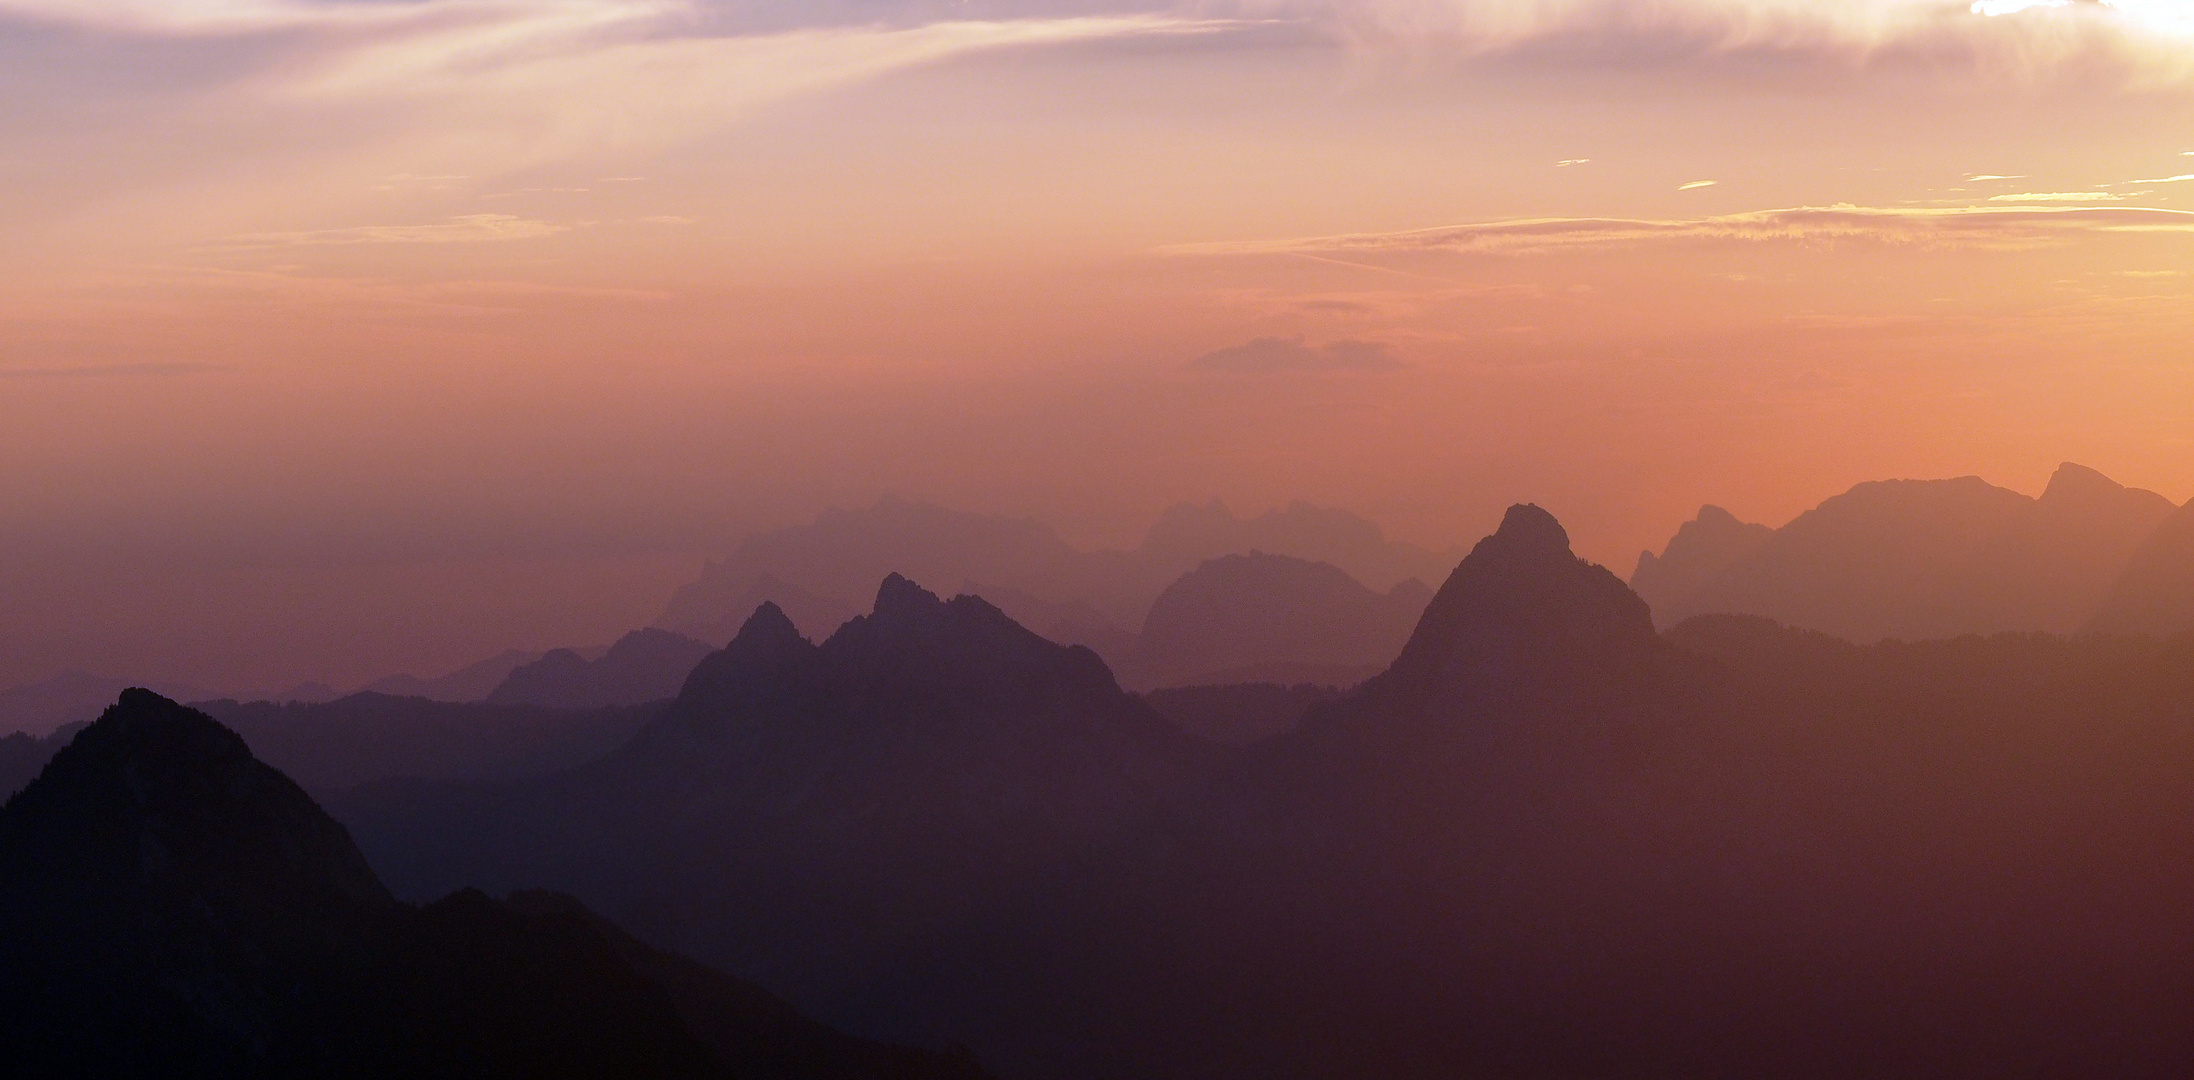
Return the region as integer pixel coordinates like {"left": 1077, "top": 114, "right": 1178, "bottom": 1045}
{"left": 4, "top": 0, "right": 2193, "bottom": 691}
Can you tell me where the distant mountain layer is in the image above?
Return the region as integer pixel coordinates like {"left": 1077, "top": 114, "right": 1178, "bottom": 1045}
{"left": 340, "top": 506, "right": 2194, "bottom": 1079}
{"left": 1116, "top": 552, "right": 1428, "bottom": 690}
{"left": 654, "top": 495, "right": 1460, "bottom": 646}
{"left": 0, "top": 690, "right": 989, "bottom": 1079}
{"left": 1633, "top": 463, "right": 2177, "bottom": 640}
{"left": 0, "top": 672, "right": 223, "bottom": 738}
{"left": 2088, "top": 495, "right": 2194, "bottom": 637}
{"left": 487, "top": 629, "right": 715, "bottom": 709}
{"left": 361, "top": 648, "right": 545, "bottom": 703}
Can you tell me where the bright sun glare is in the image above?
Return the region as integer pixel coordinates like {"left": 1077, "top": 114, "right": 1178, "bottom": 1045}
{"left": 1974, "top": 0, "right": 2194, "bottom": 33}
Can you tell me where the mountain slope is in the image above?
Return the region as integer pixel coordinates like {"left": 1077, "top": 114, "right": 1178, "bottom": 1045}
{"left": 0, "top": 690, "right": 990, "bottom": 1080}
{"left": 2087, "top": 495, "right": 2194, "bottom": 637}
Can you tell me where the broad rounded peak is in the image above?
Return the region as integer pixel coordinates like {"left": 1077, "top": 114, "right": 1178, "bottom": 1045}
{"left": 1489, "top": 503, "right": 1572, "bottom": 556}
{"left": 1695, "top": 504, "right": 1740, "bottom": 526}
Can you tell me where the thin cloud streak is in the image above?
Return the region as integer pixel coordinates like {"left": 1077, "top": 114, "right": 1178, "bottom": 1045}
{"left": 220, "top": 215, "right": 569, "bottom": 247}
{"left": 1163, "top": 205, "right": 2194, "bottom": 257}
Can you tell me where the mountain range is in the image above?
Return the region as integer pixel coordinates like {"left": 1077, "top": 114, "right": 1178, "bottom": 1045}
{"left": 486, "top": 628, "right": 716, "bottom": 709}
{"left": 1633, "top": 462, "right": 2185, "bottom": 640}
{"left": 0, "top": 690, "right": 991, "bottom": 1079}
{"left": 653, "top": 495, "right": 1459, "bottom": 646}
{"left": 332, "top": 504, "right": 2194, "bottom": 1079}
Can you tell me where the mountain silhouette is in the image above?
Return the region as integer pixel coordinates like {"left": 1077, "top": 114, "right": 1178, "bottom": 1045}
{"left": 2087, "top": 494, "right": 2194, "bottom": 637}
{"left": 362, "top": 648, "right": 545, "bottom": 703}
{"left": 1121, "top": 552, "right": 1428, "bottom": 689}
{"left": 1632, "top": 464, "right": 2174, "bottom": 639}
{"left": 658, "top": 570, "right": 863, "bottom": 645}
{"left": 0, "top": 690, "right": 990, "bottom": 1079}
{"left": 338, "top": 576, "right": 1206, "bottom": 1072}
{"left": 487, "top": 628, "right": 715, "bottom": 709}
{"left": 335, "top": 505, "right": 2194, "bottom": 1079}
{"left": 654, "top": 495, "right": 1459, "bottom": 645}
{"left": 1138, "top": 498, "right": 1463, "bottom": 592}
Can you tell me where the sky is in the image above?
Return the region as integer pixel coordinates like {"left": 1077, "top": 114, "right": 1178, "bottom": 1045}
{"left": 3, "top": 0, "right": 2193, "bottom": 692}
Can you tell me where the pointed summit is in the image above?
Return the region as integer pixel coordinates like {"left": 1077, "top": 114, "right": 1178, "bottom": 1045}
{"left": 1383, "top": 504, "right": 1658, "bottom": 695}
{"left": 874, "top": 572, "right": 948, "bottom": 621}
{"left": 2040, "top": 461, "right": 2124, "bottom": 505}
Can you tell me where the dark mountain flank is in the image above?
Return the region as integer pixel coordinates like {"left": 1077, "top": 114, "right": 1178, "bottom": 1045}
{"left": 1633, "top": 464, "right": 2174, "bottom": 638}
{"left": 339, "top": 506, "right": 2194, "bottom": 1080}
{"left": 0, "top": 690, "right": 990, "bottom": 1080}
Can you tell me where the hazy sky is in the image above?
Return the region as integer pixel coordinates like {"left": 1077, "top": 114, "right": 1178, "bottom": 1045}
{"left": 4, "top": 0, "right": 2193, "bottom": 691}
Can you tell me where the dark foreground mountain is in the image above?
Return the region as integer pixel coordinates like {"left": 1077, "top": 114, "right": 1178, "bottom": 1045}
{"left": 1634, "top": 463, "right": 2174, "bottom": 638}
{"left": 487, "top": 628, "right": 715, "bottom": 709}
{"left": 341, "top": 507, "right": 2194, "bottom": 1080}
{"left": 0, "top": 690, "right": 989, "bottom": 1080}
{"left": 1140, "top": 682, "right": 1340, "bottom": 744}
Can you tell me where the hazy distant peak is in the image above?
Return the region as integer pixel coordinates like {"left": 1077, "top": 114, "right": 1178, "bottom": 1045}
{"left": 2041, "top": 461, "right": 2118, "bottom": 501}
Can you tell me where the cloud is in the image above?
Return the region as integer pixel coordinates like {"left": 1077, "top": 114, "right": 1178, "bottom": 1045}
{"left": 221, "top": 214, "right": 569, "bottom": 247}
{"left": 2129, "top": 172, "right": 2194, "bottom": 183}
{"left": 1188, "top": 336, "right": 1407, "bottom": 373}
{"left": 1989, "top": 191, "right": 2126, "bottom": 201}
{"left": 1273, "top": 0, "right": 2194, "bottom": 84}
{"left": 1164, "top": 204, "right": 2194, "bottom": 257}
{"left": 1679, "top": 180, "right": 1719, "bottom": 191}
{"left": 1967, "top": 174, "right": 2025, "bottom": 181}
{"left": 0, "top": 362, "right": 224, "bottom": 379}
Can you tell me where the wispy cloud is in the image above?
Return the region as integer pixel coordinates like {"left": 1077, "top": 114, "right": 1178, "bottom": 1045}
{"left": 1285, "top": 0, "right": 2194, "bottom": 83}
{"left": 1164, "top": 204, "right": 2194, "bottom": 257}
{"left": 1679, "top": 180, "right": 1719, "bottom": 191}
{"left": 1989, "top": 191, "right": 2125, "bottom": 202}
{"left": 221, "top": 214, "right": 568, "bottom": 247}
{"left": 1189, "top": 336, "right": 1407, "bottom": 373}
{"left": 2129, "top": 172, "right": 2194, "bottom": 184}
